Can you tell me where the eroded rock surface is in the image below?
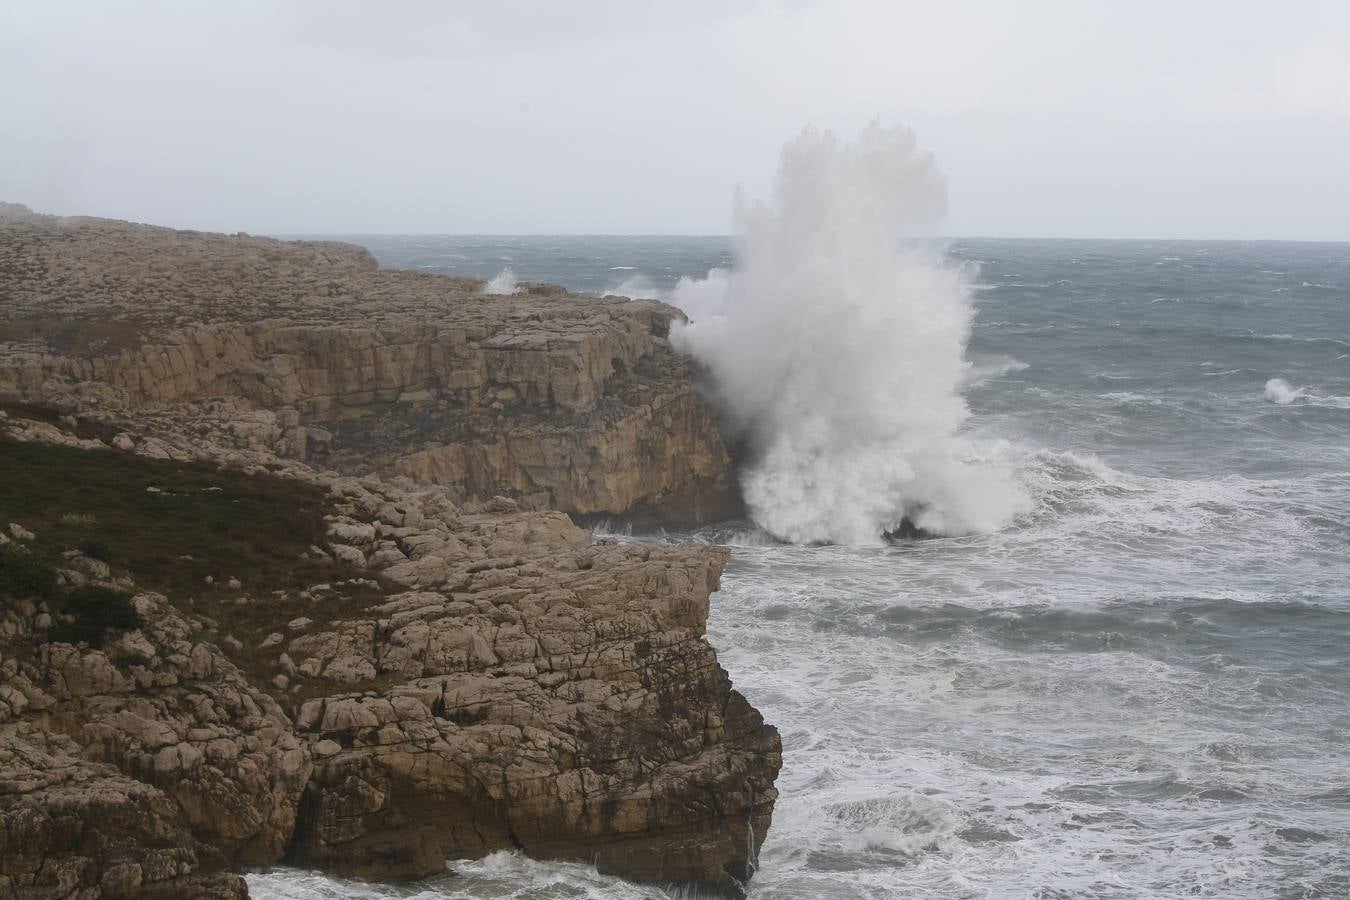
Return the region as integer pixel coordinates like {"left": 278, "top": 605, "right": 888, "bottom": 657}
{"left": 0, "top": 211, "right": 737, "bottom": 522}
{"left": 0, "top": 377, "right": 778, "bottom": 894}
{"left": 281, "top": 497, "right": 777, "bottom": 893}
{"left": 0, "top": 726, "right": 247, "bottom": 899}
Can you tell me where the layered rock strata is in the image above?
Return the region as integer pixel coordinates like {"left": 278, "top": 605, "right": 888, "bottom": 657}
{"left": 0, "top": 203, "right": 778, "bottom": 899}
{"left": 0, "top": 726, "right": 247, "bottom": 899}
{"left": 0, "top": 208, "right": 737, "bottom": 522}
{"left": 0, "top": 414, "right": 778, "bottom": 896}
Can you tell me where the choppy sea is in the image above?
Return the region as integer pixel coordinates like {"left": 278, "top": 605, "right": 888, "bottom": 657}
{"left": 251, "top": 236, "right": 1350, "bottom": 899}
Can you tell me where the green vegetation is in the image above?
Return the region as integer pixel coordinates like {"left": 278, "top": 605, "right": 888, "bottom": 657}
{"left": 0, "top": 436, "right": 338, "bottom": 600}
{"left": 47, "top": 584, "right": 141, "bottom": 648}
{"left": 0, "top": 316, "right": 146, "bottom": 355}
{"left": 0, "top": 542, "right": 57, "bottom": 598}
{"left": 0, "top": 429, "right": 387, "bottom": 696}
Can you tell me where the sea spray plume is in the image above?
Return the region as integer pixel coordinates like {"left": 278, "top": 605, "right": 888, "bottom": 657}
{"left": 670, "top": 123, "right": 1028, "bottom": 544}
{"left": 610, "top": 273, "right": 663, "bottom": 299}
{"left": 484, "top": 267, "right": 519, "bottom": 295}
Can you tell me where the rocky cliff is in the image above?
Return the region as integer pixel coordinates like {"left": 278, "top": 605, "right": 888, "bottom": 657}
{"left": 0, "top": 410, "right": 778, "bottom": 898}
{"left": 0, "top": 210, "right": 739, "bottom": 523}
{"left": 0, "top": 209, "right": 777, "bottom": 898}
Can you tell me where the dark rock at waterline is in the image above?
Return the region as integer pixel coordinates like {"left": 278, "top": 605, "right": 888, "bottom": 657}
{"left": 883, "top": 517, "right": 935, "bottom": 541}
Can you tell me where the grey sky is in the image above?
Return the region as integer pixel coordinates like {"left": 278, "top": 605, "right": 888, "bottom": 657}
{"left": 3, "top": 0, "right": 1348, "bottom": 239}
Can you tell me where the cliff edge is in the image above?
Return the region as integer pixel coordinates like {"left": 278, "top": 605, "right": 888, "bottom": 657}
{"left": 0, "top": 211, "right": 740, "bottom": 523}
{"left": 0, "top": 211, "right": 778, "bottom": 899}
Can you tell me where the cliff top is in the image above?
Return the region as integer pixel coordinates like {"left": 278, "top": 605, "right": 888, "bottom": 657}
{"left": 0, "top": 210, "right": 680, "bottom": 350}
{"left": 0, "top": 206, "right": 736, "bottom": 521}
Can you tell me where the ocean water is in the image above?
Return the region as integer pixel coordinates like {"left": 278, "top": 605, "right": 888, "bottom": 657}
{"left": 251, "top": 236, "right": 1350, "bottom": 899}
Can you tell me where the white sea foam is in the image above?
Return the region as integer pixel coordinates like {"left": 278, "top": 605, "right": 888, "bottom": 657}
{"left": 962, "top": 355, "right": 1029, "bottom": 387}
{"left": 248, "top": 852, "right": 674, "bottom": 899}
{"left": 670, "top": 123, "right": 1029, "bottom": 544}
{"left": 1265, "top": 377, "right": 1350, "bottom": 408}
{"left": 1265, "top": 378, "right": 1307, "bottom": 404}
{"left": 482, "top": 268, "right": 520, "bottom": 295}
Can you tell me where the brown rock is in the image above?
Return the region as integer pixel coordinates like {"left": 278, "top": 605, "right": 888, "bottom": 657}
{"left": 0, "top": 214, "right": 740, "bottom": 523}
{"left": 0, "top": 212, "right": 780, "bottom": 897}
{"left": 0, "top": 725, "right": 247, "bottom": 899}
{"left": 31, "top": 596, "right": 314, "bottom": 869}
{"left": 285, "top": 538, "right": 779, "bottom": 897}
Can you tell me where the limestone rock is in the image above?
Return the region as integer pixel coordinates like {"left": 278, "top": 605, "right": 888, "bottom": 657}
{"left": 0, "top": 214, "right": 780, "bottom": 897}
{"left": 17, "top": 595, "right": 315, "bottom": 871}
{"left": 285, "top": 532, "right": 780, "bottom": 896}
{"left": 0, "top": 723, "right": 248, "bottom": 899}
{"left": 0, "top": 214, "right": 740, "bottom": 523}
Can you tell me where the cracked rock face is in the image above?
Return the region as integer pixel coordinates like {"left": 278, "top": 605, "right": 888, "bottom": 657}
{"left": 275, "top": 472, "right": 779, "bottom": 894}
{"left": 0, "top": 207, "right": 780, "bottom": 898}
{"left": 282, "top": 537, "right": 778, "bottom": 894}
{"left": 0, "top": 213, "right": 739, "bottom": 523}
{"left": 0, "top": 440, "right": 781, "bottom": 896}
{"left": 0, "top": 721, "right": 248, "bottom": 899}
{"left": 45, "top": 599, "right": 313, "bottom": 868}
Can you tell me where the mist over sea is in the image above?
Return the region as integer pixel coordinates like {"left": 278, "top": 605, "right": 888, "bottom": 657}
{"left": 253, "top": 233, "right": 1350, "bottom": 898}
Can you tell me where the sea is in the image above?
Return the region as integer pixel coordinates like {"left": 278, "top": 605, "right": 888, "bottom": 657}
{"left": 250, "top": 235, "right": 1350, "bottom": 899}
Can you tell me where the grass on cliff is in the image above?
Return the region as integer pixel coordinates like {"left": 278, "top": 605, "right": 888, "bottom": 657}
{"left": 0, "top": 437, "right": 338, "bottom": 595}
{"left": 0, "top": 434, "right": 385, "bottom": 693}
{"left": 0, "top": 316, "right": 147, "bottom": 354}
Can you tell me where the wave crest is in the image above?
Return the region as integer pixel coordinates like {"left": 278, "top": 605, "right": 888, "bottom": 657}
{"left": 1265, "top": 377, "right": 1350, "bottom": 409}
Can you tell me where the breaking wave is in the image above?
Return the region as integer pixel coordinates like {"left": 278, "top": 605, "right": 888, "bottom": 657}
{"left": 1266, "top": 378, "right": 1307, "bottom": 405}
{"left": 483, "top": 268, "right": 520, "bottom": 295}
{"left": 1265, "top": 377, "right": 1350, "bottom": 409}
{"left": 670, "top": 123, "right": 1029, "bottom": 544}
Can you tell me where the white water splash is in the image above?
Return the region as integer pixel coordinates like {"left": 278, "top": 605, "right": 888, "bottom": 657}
{"left": 608, "top": 273, "right": 662, "bottom": 299}
{"left": 1264, "top": 377, "right": 1350, "bottom": 409}
{"left": 1265, "top": 377, "right": 1306, "bottom": 404}
{"left": 670, "top": 123, "right": 1028, "bottom": 544}
{"left": 483, "top": 267, "right": 520, "bottom": 295}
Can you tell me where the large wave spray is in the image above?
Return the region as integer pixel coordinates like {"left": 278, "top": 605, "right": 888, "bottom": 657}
{"left": 670, "top": 123, "right": 1028, "bottom": 544}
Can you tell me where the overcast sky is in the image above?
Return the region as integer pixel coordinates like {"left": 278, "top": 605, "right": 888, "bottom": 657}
{"left": 3, "top": 1, "right": 1348, "bottom": 239}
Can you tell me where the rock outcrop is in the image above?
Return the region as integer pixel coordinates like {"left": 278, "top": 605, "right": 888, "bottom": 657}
{"left": 0, "top": 207, "right": 778, "bottom": 899}
{"left": 0, "top": 726, "right": 247, "bottom": 899}
{"left": 0, "top": 213, "right": 738, "bottom": 523}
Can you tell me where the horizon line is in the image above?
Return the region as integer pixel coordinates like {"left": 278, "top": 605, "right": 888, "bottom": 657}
{"left": 263, "top": 231, "right": 1350, "bottom": 245}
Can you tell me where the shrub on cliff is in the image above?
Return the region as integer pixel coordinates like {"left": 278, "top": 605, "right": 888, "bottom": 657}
{"left": 0, "top": 434, "right": 337, "bottom": 600}
{"left": 48, "top": 584, "right": 141, "bottom": 648}
{"left": 0, "top": 543, "right": 57, "bottom": 599}
{"left": 1, "top": 430, "right": 381, "bottom": 688}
